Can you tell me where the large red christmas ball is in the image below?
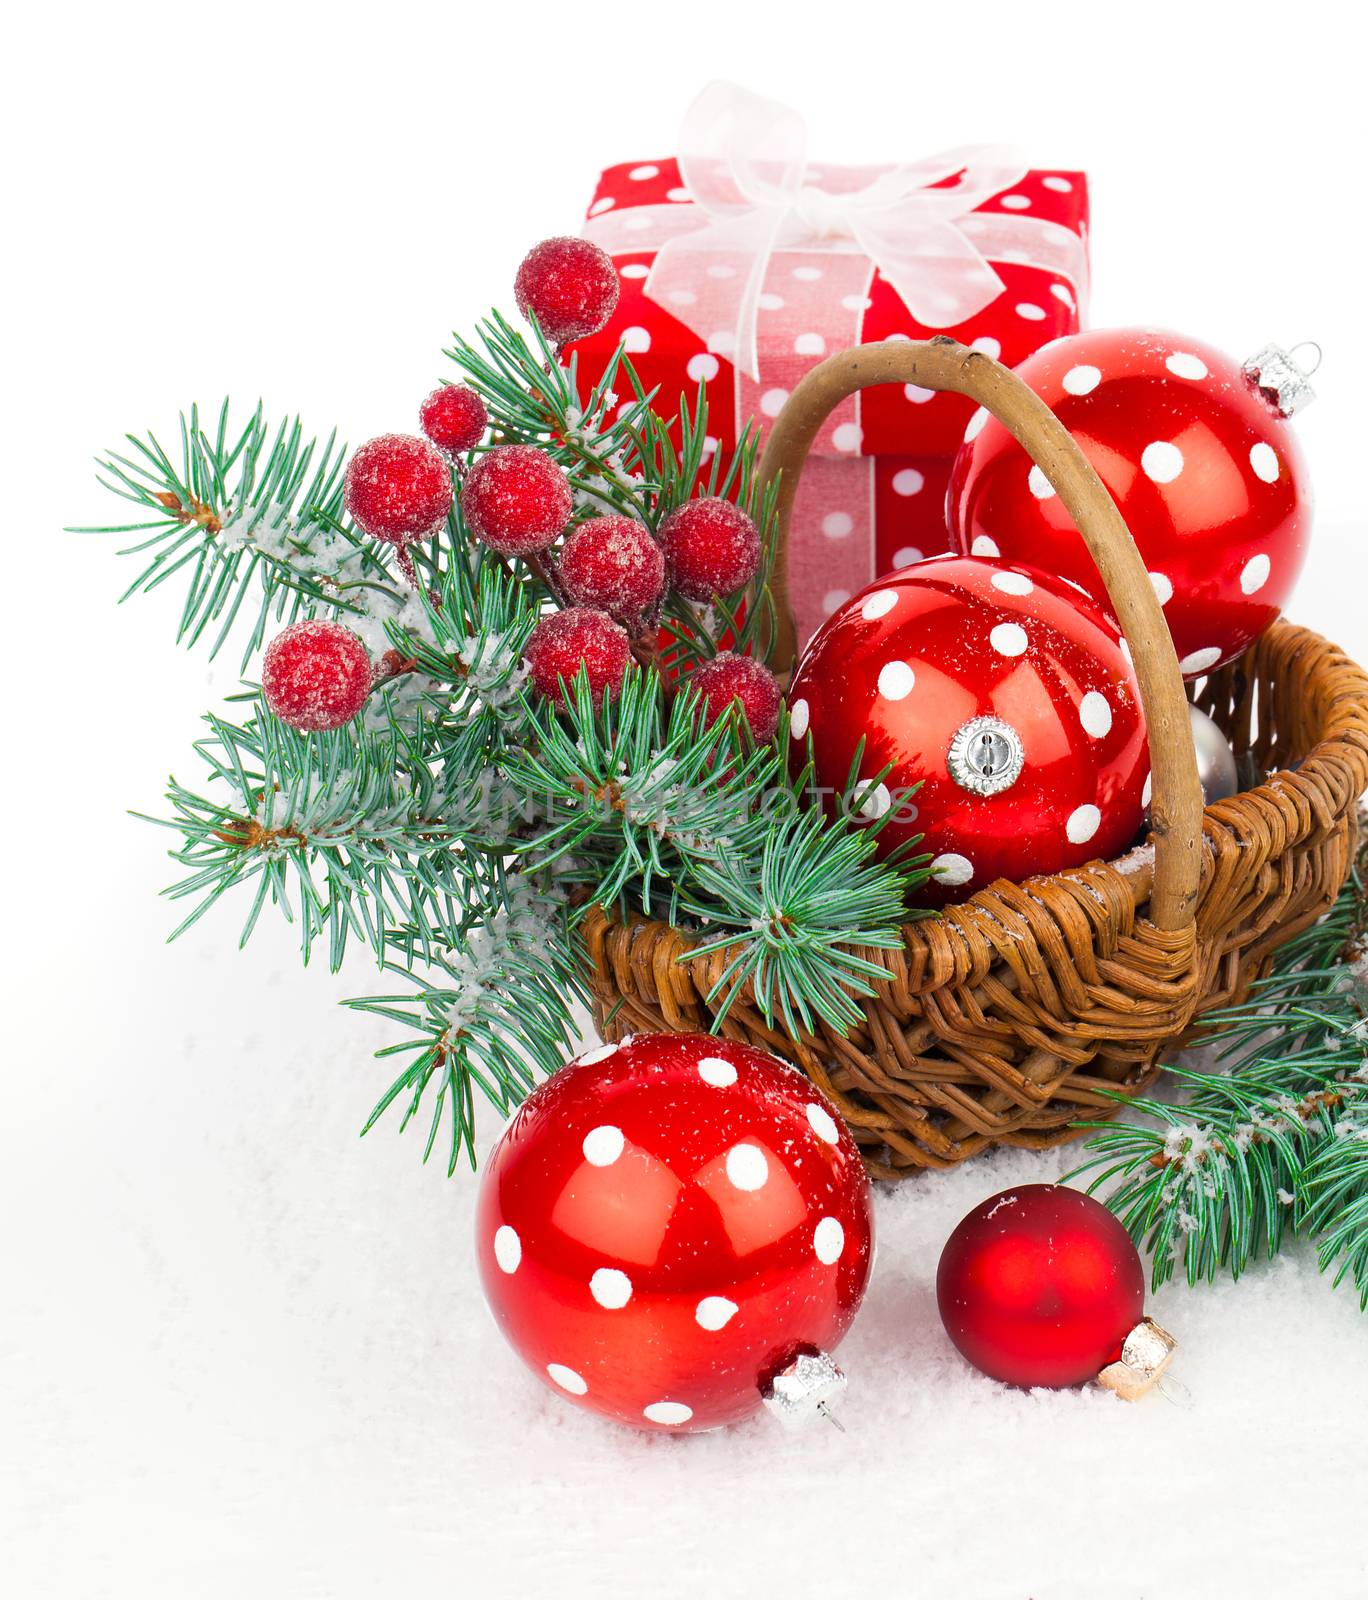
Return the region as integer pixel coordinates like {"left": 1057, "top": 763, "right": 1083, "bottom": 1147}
{"left": 948, "top": 329, "right": 1312, "bottom": 677}
{"left": 461, "top": 444, "right": 572, "bottom": 557}
{"left": 261, "top": 619, "right": 373, "bottom": 731}
{"left": 343, "top": 434, "right": 453, "bottom": 547}
{"left": 937, "top": 1185, "right": 1146, "bottom": 1389}
{"left": 514, "top": 236, "right": 621, "bottom": 348}
{"left": 787, "top": 557, "right": 1148, "bottom": 903}
{"left": 476, "top": 1032, "right": 874, "bottom": 1432}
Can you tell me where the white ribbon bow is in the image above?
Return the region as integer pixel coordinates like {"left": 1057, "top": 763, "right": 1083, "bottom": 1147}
{"left": 584, "top": 80, "right": 1087, "bottom": 381}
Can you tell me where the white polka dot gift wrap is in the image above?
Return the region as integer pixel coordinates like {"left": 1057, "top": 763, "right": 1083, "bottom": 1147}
{"left": 573, "top": 142, "right": 1091, "bottom": 648}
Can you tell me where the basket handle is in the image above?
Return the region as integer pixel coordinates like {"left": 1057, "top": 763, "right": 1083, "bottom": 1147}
{"left": 756, "top": 337, "right": 1203, "bottom": 932}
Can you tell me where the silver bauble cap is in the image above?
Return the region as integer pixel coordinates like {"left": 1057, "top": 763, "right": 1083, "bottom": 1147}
{"left": 760, "top": 1348, "right": 847, "bottom": 1429}
{"left": 948, "top": 716, "right": 1025, "bottom": 797}
{"left": 1243, "top": 341, "right": 1320, "bottom": 418}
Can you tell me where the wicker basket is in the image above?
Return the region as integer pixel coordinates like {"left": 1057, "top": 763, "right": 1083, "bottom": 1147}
{"left": 583, "top": 339, "right": 1368, "bottom": 1179}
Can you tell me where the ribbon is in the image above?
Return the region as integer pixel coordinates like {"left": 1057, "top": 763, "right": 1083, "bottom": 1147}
{"left": 584, "top": 80, "right": 1089, "bottom": 382}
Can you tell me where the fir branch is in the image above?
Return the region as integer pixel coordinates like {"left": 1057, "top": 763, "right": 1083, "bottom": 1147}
{"left": 678, "top": 804, "right": 922, "bottom": 1036}
{"left": 1073, "top": 871, "right": 1368, "bottom": 1306}
{"left": 1299, "top": 1086, "right": 1368, "bottom": 1306}
{"left": 73, "top": 400, "right": 402, "bottom": 667}
{"left": 145, "top": 709, "right": 484, "bottom": 969}
{"left": 390, "top": 547, "right": 537, "bottom": 718}
{"left": 90, "top": 316, "right": 943, "bottom": 1179}
{"left": 347, "top": 876, "right": 588, "bottom": 1173}
{"left": 502, "top": 665, "right": 772, "bottom": 913}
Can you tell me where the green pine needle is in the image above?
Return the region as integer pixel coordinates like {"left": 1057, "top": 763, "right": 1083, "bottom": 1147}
{"left": 1072, "top": 864, "right": 1368, "bottom": 1307}
{"left": 72, "top": 400, "right": 402, "bottom": 669}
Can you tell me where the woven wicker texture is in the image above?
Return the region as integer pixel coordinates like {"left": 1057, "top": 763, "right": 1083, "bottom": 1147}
{"left": 583, "top": 340, "right": 1368, "bottom": 1177}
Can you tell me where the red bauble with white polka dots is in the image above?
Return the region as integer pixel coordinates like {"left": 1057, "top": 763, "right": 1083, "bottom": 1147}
{"left": 261, "top": 619, "right": 373, "bottom": 732}
{"left": 343, "top": 434, "right": 453, "bottom": 547}
{"left": 476, "top": 1032, "right": 874, "bottom": 1433}
{"left": 948, "top": 330, "right": 1313, "bottom": 678}
{"left": 514, "top": 236, "right": 621, "bottom": 348}
{"left": 787, "top": 557, "right": 1148, "bottom": 904}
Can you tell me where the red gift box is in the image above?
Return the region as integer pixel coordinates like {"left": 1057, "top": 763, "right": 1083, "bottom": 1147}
{"left": 569, "top": 84, "right": 1089, "bottom": 648}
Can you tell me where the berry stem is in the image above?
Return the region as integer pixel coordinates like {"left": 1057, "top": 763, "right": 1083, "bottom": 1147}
{"left": 524, "top": 549, "right": 569, "bottom": 609}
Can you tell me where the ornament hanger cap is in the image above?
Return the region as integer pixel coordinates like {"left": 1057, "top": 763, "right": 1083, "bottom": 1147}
{"left": 1244, "top": 341, "right": 1319, "bottom": 418}
{"left": 760, "top": 1347, "right": 848, "bottom": 1428}
{"left": 1095, "top": 1316, "right": 1177, "bottom": 1401}
{"left": 948, "top": 715, "right": 1025, "bottom": 797}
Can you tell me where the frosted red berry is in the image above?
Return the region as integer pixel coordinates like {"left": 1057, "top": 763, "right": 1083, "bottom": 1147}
{"left": 659, "top": 498, "right": 762, "bottom": 602}
{"left": 462, "top": 445, "right": 573, "bottom": 557}
{"left": 261, "top": 620, "right": 373, "bottom": 732}
{"left": 344, "top": 434, "right": 453, "bottom": 546}
{"left": 514, "top": 236, "right": 621, "bottom": 347}
{"left": 557, "top": 516, "right": 665, "bottom": 624}
{"left": 689, "top": 652, "right": 782, "bottom": 742}
{"left": 419, "top": 383, "right": 488, "bottom": 458}
{"left": 525, "top": 607, "right": 630, "bottom": 708}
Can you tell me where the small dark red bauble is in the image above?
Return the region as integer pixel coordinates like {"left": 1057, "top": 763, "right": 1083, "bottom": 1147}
{"left": 689, "top": 652, "right": 782, "bottom": 743}
{"left": 937, "top": 1184, "right": 1146, "bottom": 1389}
{"left": 557, "top": 516, "right": 665, "bottom": 623}
{"left": 525, "top": 607, "right": 630, "bottom": 707}
{"left": 462, "top": 445, "right": 572, "bottom": 557}
{"left": 419, "top": 383, "right": 488, "bottom": 458}
{"left": 514, "top": 236, "right": 621, "bottom": 348}
{"left": 261, "top": 619, "right": 373, "bottom": 732}
{"left": 343, "top": 433, "right": 453, "bottom": 546}
{"left": 659, "top": 498, "right": 761, "bottom": 602}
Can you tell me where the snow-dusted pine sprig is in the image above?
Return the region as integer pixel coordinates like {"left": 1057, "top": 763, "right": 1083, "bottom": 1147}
{"left": 679, "top": 802, "right": 921, "bottom": 1036}
{"left": 1073, "top": 866, "right": 1368, "bottom": 1306}
{"left": 1301, "top": 1086, "right": 1368, "bottom": 1305}
{"left": 86, "top": 305, "right": 940, "bottom": 1176}
{"left": 72, "top": 400, "right": 404, "bottom": 668}
{"left": 147, "top": 709, "right": 485, "bottom": 970}
{"left": 346, "top": 872, "right": 587, "bottom": 1173}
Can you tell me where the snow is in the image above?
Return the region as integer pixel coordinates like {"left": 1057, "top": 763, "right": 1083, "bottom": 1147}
{"left": 9, "top": 945, "right": 1368, "bottom": 1600}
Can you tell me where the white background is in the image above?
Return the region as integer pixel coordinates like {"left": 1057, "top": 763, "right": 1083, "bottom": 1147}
{"left": 6, "top": 3, "right": 1367, "bottom": 1597}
